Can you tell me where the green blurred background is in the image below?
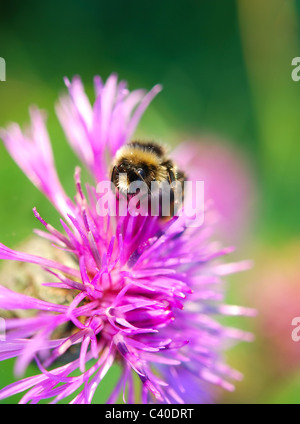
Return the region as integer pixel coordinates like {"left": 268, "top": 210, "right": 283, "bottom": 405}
{"left": 1, "top": 0, "right": 300, "bottom": 403}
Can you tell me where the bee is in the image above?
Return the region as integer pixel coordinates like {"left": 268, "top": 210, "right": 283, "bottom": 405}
{"left": 111, "top": 141, "right": 186, "bottom": 216}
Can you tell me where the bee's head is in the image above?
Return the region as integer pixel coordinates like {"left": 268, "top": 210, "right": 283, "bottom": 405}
{"left": 111, "top": 160, "right": 154, "bottom": 193}
{"left": 111, "top": 142, "right": 169, "bottom": 194}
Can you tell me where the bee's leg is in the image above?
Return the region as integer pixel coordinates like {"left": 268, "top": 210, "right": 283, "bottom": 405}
{"left": 167, "top": 168, "right": 176, "bottom": 184}
{"left": 160, "top": 160, "right": 174, "bottom": 182}
{"left": 111, "top": 165, "right": 122, "bottom": 202}
{"left": 160, "top": 160, "right": 186, "bottom": 217}
{"left": 163, "top": 168, "right": 175, "bottom": 216}
{"left": 111, "top": 165, "right": 119, "bottom": 184}
{"left": 158, "top": 161, "right": 176, "bottom": 216}
{"left": 176, "top": 169, "right": 186, "bottom": 196}
{"left": 168, "top": 168, "right": 186, "bottom": 216}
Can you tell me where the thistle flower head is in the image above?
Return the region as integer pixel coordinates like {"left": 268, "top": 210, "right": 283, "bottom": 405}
{"left": 0, "top": 74, "right": 254, "bottom": 404}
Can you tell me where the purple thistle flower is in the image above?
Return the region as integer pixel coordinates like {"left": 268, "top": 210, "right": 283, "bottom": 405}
{"left": 0, "top": 74, "right": 254, "bottom": 404}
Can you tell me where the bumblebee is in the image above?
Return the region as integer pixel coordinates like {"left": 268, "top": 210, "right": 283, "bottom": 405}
{"left": 111, "top": 141, "right": 186, "bottom": 192}
{"left": 110, "top": 141, "right": 186, "bottom": 217}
